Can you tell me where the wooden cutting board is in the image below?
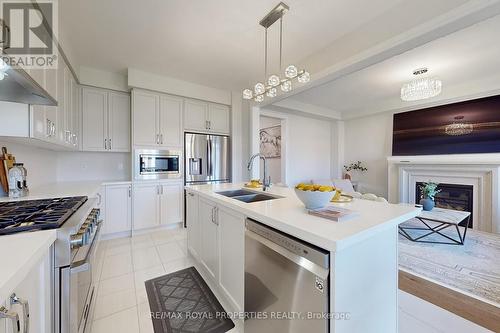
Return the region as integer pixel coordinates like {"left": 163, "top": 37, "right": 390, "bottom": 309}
{"left": 1, "top": 147, "right": 15, "bottom": 193}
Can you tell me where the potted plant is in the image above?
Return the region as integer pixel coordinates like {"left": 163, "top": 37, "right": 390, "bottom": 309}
{"left": 419, "top": 181, "right": 441, "bottom": 211}
{"left": 343, "top": 161, "right": 368, "bottom": 180}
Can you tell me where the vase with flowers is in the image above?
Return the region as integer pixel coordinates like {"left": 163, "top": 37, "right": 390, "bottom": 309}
{"left": 419, "top": 181, "right": 441, "bottom": 211}
{"left": 343, "top": 161, "right": 367, "bottom": 181}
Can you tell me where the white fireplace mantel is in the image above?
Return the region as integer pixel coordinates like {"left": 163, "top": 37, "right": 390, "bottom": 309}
{"left": 387, "top": 154, "right": 500, "bottom": 233}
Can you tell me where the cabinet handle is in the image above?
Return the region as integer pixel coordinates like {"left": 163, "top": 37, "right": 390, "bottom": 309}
{"left": 109, "top": 138, "right": 112, "bottom": 150}
{"left": 161, "top": 185, "right": 164, "bottom": 195}
{"left": 156, "top": 185, "right": 160, "bottom": 195}
{"left": 188, "top": 192, "right": 194, "bottom": 197}
{"left": 128, "top": 186, "right": 131, "bottom": 197}
{"left": 208, "top": 120, "right": 211, "bottom": 130}
{"left": 10, "top": 293, "right": 29, "bottom": 333}
{"left": 45, "top": 119, "right": 51, "bottom": 137}
{"left": 160, "top": 134, "right": 163, "bottom": 145}
{"left": 104, "top": 139, "right": 107, "bottom": 150}
{"left": 155, "top": 134, "right": 159, "bottom": 145}
{"left": 0, "top": 306, "right": 20, "bottom": 333}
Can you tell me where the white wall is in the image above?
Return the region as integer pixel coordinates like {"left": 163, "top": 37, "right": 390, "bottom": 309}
{"left": 253, "top": 108, "right": 334, "bottom": 187}
{"left": 56, "top": 151, "right": 131, "bottom": 182}
{"left": 0, "top": 141, "right": 58, "bottom": 192}
{"left": 79, "top": 66, "right": 128, "bottom": 92}
{"left": 343, "top": 112, "right": 393, "bottom": 197}
{"left": 259, "top": 116, "right": 282, "bottom": 184}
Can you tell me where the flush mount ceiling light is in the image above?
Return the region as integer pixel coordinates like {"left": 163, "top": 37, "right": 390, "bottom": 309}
{"left": 242, "top": 2, "right": 310, "bottom": 102}
{"left": 400, "top": 67, "right": 442, "bottom": 102}
{"left": 444, "top": 116, "right": 473, "bottom": 136}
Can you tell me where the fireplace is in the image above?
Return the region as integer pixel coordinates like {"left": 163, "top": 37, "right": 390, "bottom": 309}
{"left": 415, "top": 182, "right": 474, "bottom": 227}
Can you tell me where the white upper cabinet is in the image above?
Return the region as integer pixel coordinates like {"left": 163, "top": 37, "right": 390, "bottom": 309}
{"left": 184, "top": 99, "right": 209, "bottom": 133}
{"left": 159, "top": 95, "right": 183, "bottom": 147}
{"left": 184, "top": 99, "right": 230, "bottom": 134}
{"left": 108, "top": 92, "right": 131, "bottom": 151}
{"left": 132, "top": 90, "right": 160, "bottom": 147}
{"left": 208, "top": 103, "right": 230, "bottom": 134}
{"left": 82, "top": 87, "right": 108, "bottom": 151}
{"left": 82, "top": 87, "right": 130, "bottom": 152}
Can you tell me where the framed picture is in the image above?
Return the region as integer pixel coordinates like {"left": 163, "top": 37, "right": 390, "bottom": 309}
{"left": 260, "top": 125, "right": 281, "bottom": 158}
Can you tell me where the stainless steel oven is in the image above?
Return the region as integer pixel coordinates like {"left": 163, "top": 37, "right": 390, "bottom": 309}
{"left": 55, "top": 203, "right": 102, "bottom": 333}
{"left": 134, "top": 149, "right": 181, "bottom": 180}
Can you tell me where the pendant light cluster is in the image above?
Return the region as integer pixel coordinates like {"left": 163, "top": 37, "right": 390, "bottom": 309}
{"left": 243, "top": 2, "right": 310, "bottom": 102}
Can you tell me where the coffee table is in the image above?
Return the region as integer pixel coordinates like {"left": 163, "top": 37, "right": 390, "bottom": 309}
{"left": 398, "top": 207, "right": 471, "bottom": 245}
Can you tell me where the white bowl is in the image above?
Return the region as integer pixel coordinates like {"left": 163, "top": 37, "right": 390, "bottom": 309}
{"left": 294, "top": 188, "right": 335, "bottom": 210}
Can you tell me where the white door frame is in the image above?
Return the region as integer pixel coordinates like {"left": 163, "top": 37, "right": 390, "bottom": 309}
{"left": 249, "top": 106, "right": 289, "bottom": 186}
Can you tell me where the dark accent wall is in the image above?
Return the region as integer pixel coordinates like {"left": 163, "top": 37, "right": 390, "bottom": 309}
{"left": 392, "top": 95, "right": 500, "bottom": 156}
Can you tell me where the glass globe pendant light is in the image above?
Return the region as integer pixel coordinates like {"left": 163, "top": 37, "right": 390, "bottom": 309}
{"left": 242, "top": 2, "right": 311, "bottom": 102}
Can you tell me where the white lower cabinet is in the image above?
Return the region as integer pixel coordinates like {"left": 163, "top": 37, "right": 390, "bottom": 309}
{"left": 1, "top": 248, "right": 52, "bottom": 333}
{"left": 186, "top": 192, "right": 245, "bottom": 312}
{"left": 103, "top": 184, "right": 132, "bottom": 235}
{"left": 186, "top": 191, "right": 201, "bottom": 258}
{"left": 218, "top": 206, "right": 245, "bottom": 312}
{"left": 133, "top": 182, "right": 160, "bottom": 230}
{"left": 199, "top": 197, "right": 219, "bottom": 281}
{"left": 133, "top": 181, "right": 183, "bottom": 231}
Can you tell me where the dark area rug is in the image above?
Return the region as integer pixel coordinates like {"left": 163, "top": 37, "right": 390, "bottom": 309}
{"left": 145, "top": 266, "right": 235, "bottom": 333}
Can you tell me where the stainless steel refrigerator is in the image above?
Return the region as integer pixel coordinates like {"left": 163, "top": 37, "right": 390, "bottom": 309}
{"left": 184, "top": 133, "right": 231, "bottom": 185}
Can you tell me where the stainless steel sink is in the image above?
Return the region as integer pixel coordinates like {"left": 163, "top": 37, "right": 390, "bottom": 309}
{"left": 232, "top": 193, "right": 278, "bottom": 203}
{"left": 216, "top": 189, "right": 257, "bottom": 197}
{"left": 216, "top": 189, "right": 279, "bottom": 203}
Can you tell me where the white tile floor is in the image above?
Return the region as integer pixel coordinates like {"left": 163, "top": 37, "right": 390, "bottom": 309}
{"left": 91, "top": 228, "right": 192, "bottom": 333}
{"left": 91, "top": 228, "right": 239, "bottom": 333}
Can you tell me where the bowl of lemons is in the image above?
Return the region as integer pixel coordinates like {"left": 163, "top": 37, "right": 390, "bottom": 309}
{"left": 294, "top": 183, "right": 337, "bottom": 210}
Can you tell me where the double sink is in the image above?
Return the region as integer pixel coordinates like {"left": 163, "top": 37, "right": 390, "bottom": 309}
{"left": 216, "top": 189, "right": 280, "bottom": 203}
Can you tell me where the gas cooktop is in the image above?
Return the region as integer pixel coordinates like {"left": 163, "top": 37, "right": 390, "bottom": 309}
{"left": 0, "top": 196, "right": 88, "bottom": 235}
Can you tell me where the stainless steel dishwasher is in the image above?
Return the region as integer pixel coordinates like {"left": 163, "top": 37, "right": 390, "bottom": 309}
{"left": 245, "top": 218, "right": 330, "bottom": 333}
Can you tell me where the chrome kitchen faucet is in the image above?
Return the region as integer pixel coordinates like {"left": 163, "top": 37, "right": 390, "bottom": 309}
{"left": 247, "top": 153, "right": 271, "bottom": 191}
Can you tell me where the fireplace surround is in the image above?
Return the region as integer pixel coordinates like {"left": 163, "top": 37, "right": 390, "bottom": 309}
{"left": 387, "top": 154, "right": 500, "bottom": 233}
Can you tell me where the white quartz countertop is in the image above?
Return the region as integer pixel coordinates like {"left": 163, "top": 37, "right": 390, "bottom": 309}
{"left": 186, "top": 183, "right": 421, "bottom": 251}
{"left": 0, "top": 180, "right": 130, "bottom": 202}
{"left": 0, "top": 230, "right": 56, "bottom": 303}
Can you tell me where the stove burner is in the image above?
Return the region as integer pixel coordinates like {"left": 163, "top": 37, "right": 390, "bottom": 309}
{"left": 0, "top": 196, "right": 88, "bottom": 235}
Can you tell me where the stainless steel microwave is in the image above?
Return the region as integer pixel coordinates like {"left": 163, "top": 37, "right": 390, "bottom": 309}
{"left": 134, "top": 149, "right": 182, "bottom": 180}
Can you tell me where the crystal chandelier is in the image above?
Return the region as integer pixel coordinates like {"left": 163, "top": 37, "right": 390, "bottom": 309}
{"left": 444, "top": 116, "right": 473, "bottom": 136}
{"left": 400, "top": 68, "right": 442, "bottom": 101}
{"left": 242, "top": 2, "right": 310, "bottom": 102}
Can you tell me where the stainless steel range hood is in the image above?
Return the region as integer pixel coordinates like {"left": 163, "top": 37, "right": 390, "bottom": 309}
{"left": 0, "top": 59, "right": 57, "bottom": 106}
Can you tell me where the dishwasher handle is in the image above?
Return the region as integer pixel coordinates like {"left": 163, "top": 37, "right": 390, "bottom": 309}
{"left": 246, "top": 229, "right": 329, "bottom": 280}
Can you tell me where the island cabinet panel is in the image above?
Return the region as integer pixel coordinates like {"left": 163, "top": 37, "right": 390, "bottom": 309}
{"left": 186, "top": 191, "right": 201, "bottom": 259}
{"left": 3, "top": 248, "right": 52, "bottom": 333}
{"left": 199, "top": 197, "right": 219, "bottom": 282}
{"left": 218, "top": 206, "right": 245, "bottom": 312}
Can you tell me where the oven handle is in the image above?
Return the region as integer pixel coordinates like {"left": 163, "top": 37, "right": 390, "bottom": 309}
{"left": 70, "top": 222, "right": 101, "bottom": 275}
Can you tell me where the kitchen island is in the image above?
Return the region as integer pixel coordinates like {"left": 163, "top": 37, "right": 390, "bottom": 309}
{"left": 185, "top": 183, "right": 421, "bottom": 333}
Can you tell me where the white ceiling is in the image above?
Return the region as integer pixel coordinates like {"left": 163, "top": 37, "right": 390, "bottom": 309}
{"left": 58, "top": 0, "right": 472, "bottom": 91}
{"left": 285, "top": 13, "right": 500, "bottom": 119}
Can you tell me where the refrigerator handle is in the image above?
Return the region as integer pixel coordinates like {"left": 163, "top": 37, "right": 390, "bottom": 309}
{"left": 207, "top": 137, "right": 212, "bottom": 177}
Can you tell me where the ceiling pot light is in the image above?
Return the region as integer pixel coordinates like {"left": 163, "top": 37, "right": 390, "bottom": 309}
{"left": 401, "top": 67, "right": 442, "bottom": 101}
{"left": 242, "top": 2, "right": 310, "bottom": 102}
